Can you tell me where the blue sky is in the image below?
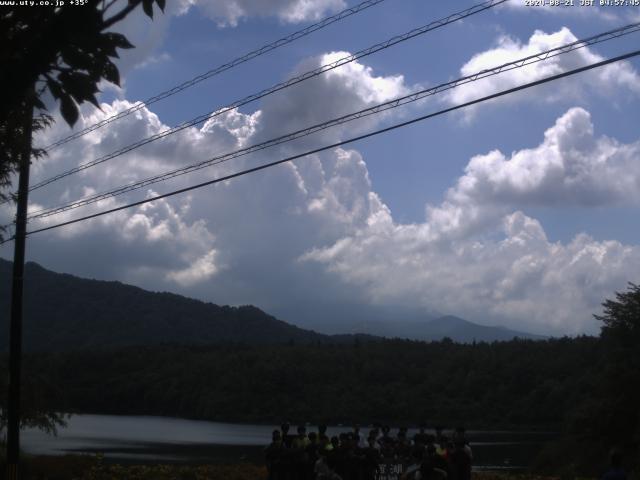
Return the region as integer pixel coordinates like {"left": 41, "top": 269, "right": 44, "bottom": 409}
{"left": 2, "top": 0, "right": 640, "bottom": 336}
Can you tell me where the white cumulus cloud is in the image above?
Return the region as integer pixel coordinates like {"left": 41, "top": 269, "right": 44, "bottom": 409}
{"left": 446, "top": 27, "right": 640, "bottom": 114}
{"left": 444, "top": 107, "right": 640, "bottom": 211}
{"left": 11, "top": 53, "right": 406, "bottom": 296}
{"left": 255, "top": 51, "right": 409, "bottom": 146}
{"left": 302, "top": 108, "right": 640, "bottom": 334}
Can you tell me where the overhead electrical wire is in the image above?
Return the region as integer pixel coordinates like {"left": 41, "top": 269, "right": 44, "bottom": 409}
{"left": 41, "top": 0, "right": 390, "bottom": 151}
{"left": 0, "top": 48, "right": 635, "bottom": 245}
{"left": 28, "top": 0, "right": 508, "bottom": 193}
{"left": 22, "top": 21, "right": 640, "bottom": 223}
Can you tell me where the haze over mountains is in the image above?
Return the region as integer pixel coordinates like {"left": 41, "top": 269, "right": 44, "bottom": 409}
{"left": 0, "top": 259, "right": 543, "bottom": 352}
{"left": 317, "top": 315, "right": 545, "bottom": 343}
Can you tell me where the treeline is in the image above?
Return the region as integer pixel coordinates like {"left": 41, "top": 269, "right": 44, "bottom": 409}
{"left": 6, "top": 337, "right": 598, "bottom": 428}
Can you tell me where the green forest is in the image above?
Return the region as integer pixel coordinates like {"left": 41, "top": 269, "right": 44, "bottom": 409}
{"left": 9, "top": 337, "right": 598, "bottom": 428}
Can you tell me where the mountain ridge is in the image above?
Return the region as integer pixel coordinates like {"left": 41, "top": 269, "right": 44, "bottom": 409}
{"left": 308, "top": 314, "right": 544, "bottom": 342}
{"left": 0, "top": 259, "right": 543, "bottom": 351}
{"left": 0, "top": 259, "right": 343, "bottom": 352}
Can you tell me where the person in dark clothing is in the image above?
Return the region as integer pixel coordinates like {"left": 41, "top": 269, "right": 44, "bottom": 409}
{"left": 435, "top": 426, "right": 445, "bottom": 446}
{"left": 602, "top": 450, "right": 627, "bottom": 480}
{"left": 453, "top": 427, "right": 466, "bottom": 442}
{"left": 420, "top": 457, "right": 448, "bottom": 480}
{"left": 379, "top": 425, "right": 395, "bottom": 458}
{"left": 448, "top": 441, "right": 471, "bottom": 480}
{"left": 430, "top": 442, "right": 450, "bottom": 479}
{"left": 414, "top": 423, "right": 429, "bottom": 446}
{"left": 343, "top": 433, "right": 361, "bottom": 480}
{"left": 327, "top": 436, "right": 342, "bottom": 473}
{"left": 436, "top": 435, "right": 449, "bottom": 457}
{"left": 412, "top": 444, "right": 447, "bottom": 480}
{"left": 453, "top": 426, "right": 472, "bottom": 460}
{"left": 363, "top": 437, "right": 381, "bottom": 480}
{"left": 315, "top": 448, "right": 343, "bottom": 480}
{"left": 320, "top": 432, "right": 331, "bottom": 452}
{"left": 279, "top": 423, "right": 297, "bottom": 480}
{"left": 396, "top": 430, "right": 412, "bottom": 459}
{"left": 305, "top": 431, "right": 320, "bottom": 480}
{"left": 265, "top": 430, "right": 285, "bottom": 480}
{"left": 291, "top": 425, "right": 310, "bottom": 480}
{"left": 319, "top": 424, "right": 329, "bottom": 444}
{"left": 332, "top": 434, "right": 350, "bottom": 480}
{"left": 293, "top": 425, "right": 310, "bottom": 449}
{"left": 281, "top": 422, "right": 295, "bottom": 449}
{"left": 411, "top": 440, "right": 426, "bottom": 464}
{"left": 308, "top": 431, "right": 319, "bottom": 448}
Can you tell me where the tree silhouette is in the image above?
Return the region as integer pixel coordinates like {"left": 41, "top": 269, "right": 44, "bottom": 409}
{"left": 0, "top": 0, "right": 166, "bottom": 204}
{"left": 0, "top": 0, "right": 166, "bottom": 444}
{"left": 590, "top": 283, "right": 640, "bottom": 469}
{"left": 595, "top": 282, "right": 640, "bottom": 340}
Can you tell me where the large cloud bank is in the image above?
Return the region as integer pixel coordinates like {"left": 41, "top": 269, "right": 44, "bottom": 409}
{"left": 302, "top": 108, "right": 640, "bottom": 334}
{"left": 4, "top": 54, "right": 405, "bottom": 312}
{"left": 4, "top": 38, "right": 639, "bottom": 336}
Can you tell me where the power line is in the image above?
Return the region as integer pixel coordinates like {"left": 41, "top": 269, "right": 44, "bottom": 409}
{"left": 28, "top": 0, "right": 508, "bottom": 193}
{"left": 31, "top": 0, "right": 507, "bottom": 191}
{"left": 41, "top": 0, "right": 389, "bottom": 152}
{"left": 5, "top": 48, "right": 636, "bottom": 243}
{"left": 23, "top": 21, "right": 640, "bottom": 222}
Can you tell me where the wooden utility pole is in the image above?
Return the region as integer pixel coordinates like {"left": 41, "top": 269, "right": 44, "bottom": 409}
{"left": 6, "top": 95, "right": 34, "bottom": 480}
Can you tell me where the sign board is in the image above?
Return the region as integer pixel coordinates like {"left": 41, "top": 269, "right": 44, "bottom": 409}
{"left": 376, "top": 462, "right": 405, "bottom": 480}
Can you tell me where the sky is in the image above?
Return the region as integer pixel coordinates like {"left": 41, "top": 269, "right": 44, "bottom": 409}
{"left": 2, "top": 0, "right": 640, "bottom": 336}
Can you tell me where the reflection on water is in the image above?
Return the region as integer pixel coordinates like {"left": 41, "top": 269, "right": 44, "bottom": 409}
{"left": 22, "top": 414, "right": 555, "bottom": 468}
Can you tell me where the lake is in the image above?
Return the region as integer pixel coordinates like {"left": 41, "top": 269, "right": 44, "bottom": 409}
{"left": 21, "top": 414, "right": 555, "bottom": 469}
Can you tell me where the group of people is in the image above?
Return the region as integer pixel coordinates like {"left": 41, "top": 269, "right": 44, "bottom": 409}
{"left": 264, "top": 423, "right": 473, "bottom": 480}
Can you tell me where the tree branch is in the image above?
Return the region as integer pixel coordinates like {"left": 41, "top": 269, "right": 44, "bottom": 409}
{"left": 103, "top": 0, "right": 120, "bottom": 14}
{"left": 102, "top": 1, "right": 140, "bottom": 30}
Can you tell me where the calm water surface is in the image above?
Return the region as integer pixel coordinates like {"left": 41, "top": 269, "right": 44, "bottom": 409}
{"left": 22, "top": 414, "right": 555, "bottom": 468}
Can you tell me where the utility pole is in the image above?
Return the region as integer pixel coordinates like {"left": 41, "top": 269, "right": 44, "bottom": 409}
{"left": 6, "top": 94, "right": 34, "bottom": 480}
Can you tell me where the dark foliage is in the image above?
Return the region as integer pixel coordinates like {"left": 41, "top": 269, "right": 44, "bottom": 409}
{"left": 0, "top": 0, "right": 165, "bottom": 210}
{"left": 588, "top": 284, "right": 640, "bottom": 468}
{"left": 1, "top": 337, "right": 598, "bottom": 429}
{"left": 595, "top": 282, "right": 640, "bottom": 341}
{"left": 0, "top": 0, "right": 166, "bottom": 435}
{"left": 0, "top": 0, "right": 165, "bottom": 124}
{"left": 532, "top": 283, "right": 640, "bottom": 476}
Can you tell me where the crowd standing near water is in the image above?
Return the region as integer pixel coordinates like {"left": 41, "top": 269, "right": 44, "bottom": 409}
{"left": 265, "top": 423, "right": 473, "bottom": 480}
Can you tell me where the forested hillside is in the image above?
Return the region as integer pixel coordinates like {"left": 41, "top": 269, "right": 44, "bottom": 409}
{"left": 8, "top": 337, "right": 598, "bottom": 428}
{"left": 0, "top": 260, "right": 363, "bottom": 351}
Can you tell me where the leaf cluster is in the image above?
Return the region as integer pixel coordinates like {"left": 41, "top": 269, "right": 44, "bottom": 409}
{"left": 0, "top": 0, "right": 165, "bottom": 210}
{"left": 0, "top": 0, "right": 165, "bottom": 126}
{"left": 594, "top": 282, "right": 640, "bottom": 341}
